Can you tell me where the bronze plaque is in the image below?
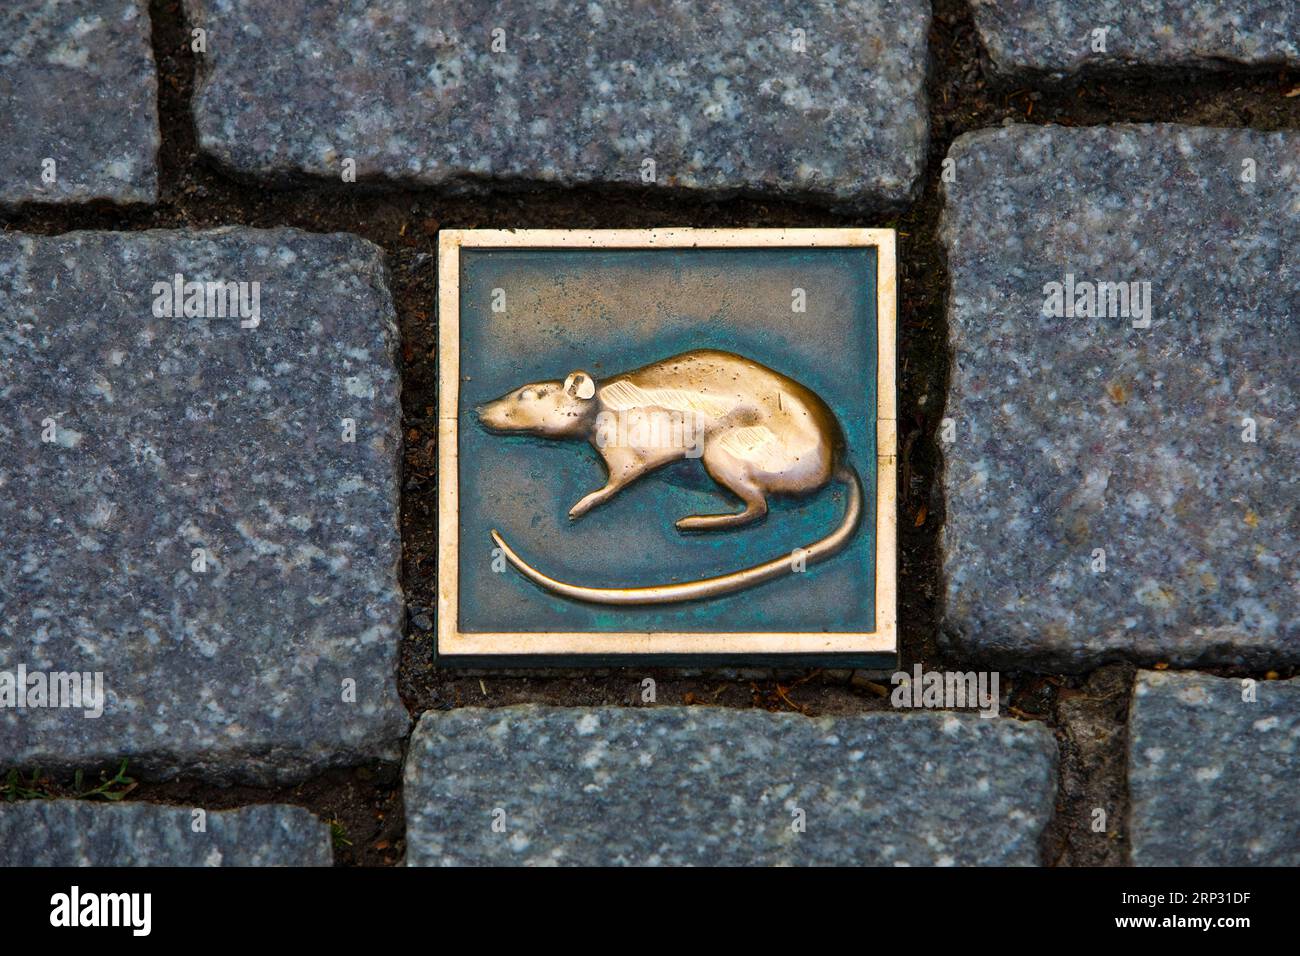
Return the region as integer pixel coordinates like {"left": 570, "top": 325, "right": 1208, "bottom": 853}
{"left": 437, "top": 228, "right": 896, "bottom": 665}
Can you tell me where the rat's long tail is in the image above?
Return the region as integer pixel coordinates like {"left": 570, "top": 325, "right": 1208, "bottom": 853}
{"left": 489, "top": 464, "right": 862, "bottom": 605}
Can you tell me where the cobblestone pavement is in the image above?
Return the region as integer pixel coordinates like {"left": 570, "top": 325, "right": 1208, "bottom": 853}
{"left": 0, "top": 0, "right": 1296, "bottom": 866}
{"left": 941, "top": 124, "right": 1297, "bottom": 671}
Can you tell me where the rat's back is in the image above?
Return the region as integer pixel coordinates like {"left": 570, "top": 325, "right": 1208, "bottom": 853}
{"left": 597, "top": 349, "right": 839, "bottom": 490}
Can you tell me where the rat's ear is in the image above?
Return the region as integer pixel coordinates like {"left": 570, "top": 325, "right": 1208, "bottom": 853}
{"left": 563, "top": 370, "right": 596, "bottom": 400}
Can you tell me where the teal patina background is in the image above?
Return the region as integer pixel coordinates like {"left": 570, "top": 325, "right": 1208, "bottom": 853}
{"left": 456, "top": 246, "right": 877, "bottom": 633}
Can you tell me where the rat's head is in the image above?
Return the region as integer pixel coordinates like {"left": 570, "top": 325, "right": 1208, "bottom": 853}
{"left": 476, "top": 370, "right": 598, "bottom": 438}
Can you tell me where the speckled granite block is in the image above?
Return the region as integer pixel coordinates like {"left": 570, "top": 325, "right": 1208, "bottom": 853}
{"left": 969, "top": 0, "right": 1300, "bottom": 75}
{"left": 1130, "top": 671, "right": 1300, "bottom": 866}
{"left": 183, "top": 0, "right": 930, "bottom": 208}
{"left": 404, "top": 706, "right": 1058, "bottom": 866}
{"left": 0, "top": 0, "right": 159, "bottom": 205}
{"left": 0, "top": 228, "right": 408, "bottom": 783}
{"left": 941, "top": 125, "right": 1299, "bottom": 670}
{"left": 0, "top": 800, "right": 333, "bottom": 866}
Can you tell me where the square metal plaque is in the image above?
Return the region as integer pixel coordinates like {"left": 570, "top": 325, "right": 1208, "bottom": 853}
{"left": 437, "top": 228, "right": 896, "bottom": 666}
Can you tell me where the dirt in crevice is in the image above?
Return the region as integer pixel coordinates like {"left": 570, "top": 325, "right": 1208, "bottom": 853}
{"left": 0, "top": 0, "right": 1295, "bottom": 866}
{"left": 1043, "top": 665, "right": 1137, "bottom": 866}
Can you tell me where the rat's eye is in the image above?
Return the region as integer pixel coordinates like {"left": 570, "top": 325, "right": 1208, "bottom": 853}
{"left": 518, "top": 389, "right": 537, "bottom": 402}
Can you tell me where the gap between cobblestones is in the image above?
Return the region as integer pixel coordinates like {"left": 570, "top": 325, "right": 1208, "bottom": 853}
{"left": 0, "top": 0, "right": 1295, "bottom": 866}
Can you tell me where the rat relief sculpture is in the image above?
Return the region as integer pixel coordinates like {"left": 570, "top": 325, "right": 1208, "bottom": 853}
{"left": 477, "top": 349, "right": 861, "bottom": 605}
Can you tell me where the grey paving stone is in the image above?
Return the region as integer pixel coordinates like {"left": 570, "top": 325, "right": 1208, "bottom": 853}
{"left": 0, "top": 228, "right": 408, "bottom": 784}
{"left": 0, "top": 800, "right": 333, "bottom": 866}
{"left": 404, "top": 705, "right": 1058, "bottom": 866}
{"left": 969, "top": 0, "right": 1300, "bottom": 75}
{"left": 1129, "top": 670, "right": 1300, "bottom": 866}
{"left": 184, "top": 0, "right": 930, "bottom": 209}
{"left": 940, "top": 125, "right": 1298, "bottom": 670}
{"left": 0, "top": 0, "right": 159, "bottom": 206}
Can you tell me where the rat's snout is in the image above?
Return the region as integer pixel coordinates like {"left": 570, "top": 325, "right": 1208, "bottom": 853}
{"left": 476, "top": 396, "right": 516, "bottom": 432}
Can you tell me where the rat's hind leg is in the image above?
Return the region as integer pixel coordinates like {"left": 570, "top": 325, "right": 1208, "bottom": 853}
{"left": 675, "top": 446, "right": 769, "bottom": 531}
